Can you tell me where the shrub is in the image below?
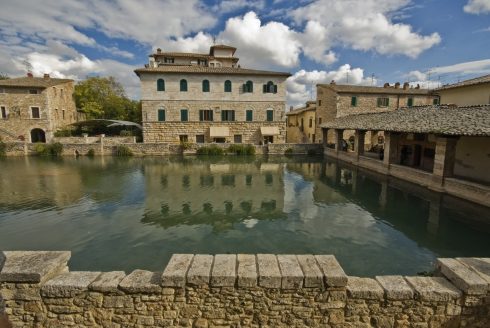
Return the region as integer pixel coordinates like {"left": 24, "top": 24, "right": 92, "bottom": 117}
{"left": 35, "top": 142, "right": 63, "bottom": 157}
{"left": 227, "top": 144, "right": 255, "bottom": 155}
{"left": 115, "top": 145, "right": 133, "bottom": 156}
{"left": 87, "top": 148, "right": 95, "bottom": 157}
{"left": 284, "top": 148, "right": 293, "bottom": 156}
{"left": 197, "top": 145, "right": 224, "bottom": 156}
{"left": 54, "top": 129, "right": 73, "bottom": 137}
{"left": 180, "top": 141, "right": 193, "bottom": 151}
{"left": 120, "top": 130, "right": 132, "bottom": 137}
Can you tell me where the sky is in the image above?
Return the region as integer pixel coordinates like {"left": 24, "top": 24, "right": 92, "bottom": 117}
{"left": 0, "top": 0, "right": 489, "bottom": 107}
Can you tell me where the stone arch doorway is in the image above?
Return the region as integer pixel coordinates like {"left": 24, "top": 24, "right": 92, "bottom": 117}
{"left": 30, "top": 128, "right": 46, "bottom": 143}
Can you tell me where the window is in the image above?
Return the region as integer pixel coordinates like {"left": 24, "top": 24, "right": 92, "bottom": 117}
{"left": 351, "top": 96, "right": 358, "bottom": 107}
{"left": 318, "top": 100, "right": 322, "bottom": 106}
{"left": 407, "top": 97, "right": 414, "bottom": 107}
{"left": 157, "top": 79, "right": 165, "bottom": 91}
{"left": 0, "top": 106, "right": 7, "bottom": 119}
{"left": 62, "top": 109, "right": 65, "bottom": 120}
{"left": 198, "top": 59, "right": 207, "bottom": 66}
{"left": 158, "top": 109, "right": 166, "bottom": 121}
{"left": 29, "top": 89, "right": 38, "bottom": 95}
{"left": 377, "top": 97, "right": 389, "bottom": 107}
{"left": 179, "top": 135, "right": 188, "bottom": 142}
{"left": 433, "top": 98, "right": 440, "bottom": 105}
{"left": 312, "top": 134, "right": 316, "bottom": 143}
{"left": 309, "top": 117, "right": 313, "bottom": 128}
{"left": 180, "top": 109, "right": 188, "bottom": 121}
{"left": 266, "top": 110, "right": 274, "bottom": 122}
{"left": 196, "top": 135, "right": 205, "bottom": 143}
{"left": 234, "top": 135, "right": 242, "bottom": 143}
{"left": 224, "top": 80, "right": 232, "bottom": 92}
{"left": 180, "top": 79, "right": 188, "bottom": 92}
{"left": 31, "top": 107, "right": 40, "bottom": 119}
{"left": 164, "top": 57, "right": 174, "bottom": 63}
{"left": 243, "top": 80, "right": 253, "bottom": 93}
{"left": 202, "top": 80, "right": 210, "bottom": 92}
{"left": 318, "top": 117, "right": 322, "bottom": 125}
{"left": 221, "top": 110, "right": 235, "bottom": 121}
{"left": 246, "top": 110, "right": 253, "bottom": 122}
{"left": 263, "top": 81, "right": 277, "bottom": 93}
{"left": 199, "top": 110, "right": 213, "bottom": 121}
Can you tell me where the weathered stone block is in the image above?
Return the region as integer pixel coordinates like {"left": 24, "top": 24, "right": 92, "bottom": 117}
{"left": 237, "top": 254, "right": 257, "bottom": 288}
{"left": 315, "top": 255, "right": 347, "bottom": 287}
{"left": 187, "top": 255, "right": 213, "bottom": 286}
{"left": 277, "top": 255, "right": 303, "bottom": 289}
{"left": 456, "top": 257, "right": 490, "bottom": 286}
{"left": 0, "top": 251, "right": 5, "bottom": 271}
{"left": 0, "top": 251, "right": 70, "bottom": 283}
{"left": 118, "top": 270, "right": 161, "bottom": 293}
{"left": 90, "top": 271, "right": 126, "bottom": 293}
{"left": 41, "top": 271, "right": 101, "bottom": 297}
{"left": 162, "top": 254, "right": 194, "bottom": 287}
{"left": 257, "top": 254, "right": 281, "bottom": 289}
{"left": 437, "top": 258, "right": 488, "bottom": 295}
{"left": 405, "top": 276, "right": 462, "bottom": 302}
{"left": 347, "top": 277, "right": 384, "bottom": 300}
{"left": 297, "top": 254, "right": 323, "bottom": 288}
{"left": 376, "top": 275, "right": 414, "bottom": 300}
{"left": 211, "top": 254, "right": 236, "bottom": 287}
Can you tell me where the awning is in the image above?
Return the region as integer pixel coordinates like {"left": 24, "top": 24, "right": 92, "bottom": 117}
{"left": 210, "top": 126, "right": 230, "bottom": 137}
{"left": 260, "top": 126, "right": 280, "bottom": 136}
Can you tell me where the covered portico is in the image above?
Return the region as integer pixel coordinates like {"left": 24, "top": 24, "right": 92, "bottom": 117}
{"left": 321, "top": 105, "right": 490, "bottom": 207}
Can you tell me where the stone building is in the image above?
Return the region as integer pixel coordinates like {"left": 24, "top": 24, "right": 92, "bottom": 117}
{"left": 434, "top": 74, "right": 490, "bottom": 106}
{"left": 316, "top": 82, "right": 439, "bottom": 148}
{"left": 286, "top": 101, "right": 317, "bottom": 143}
{"left": 134, "top": 45, "right": 290, "bottom": 144}
{"left": 0, "top": 73, "right": 77, "bottom": 143}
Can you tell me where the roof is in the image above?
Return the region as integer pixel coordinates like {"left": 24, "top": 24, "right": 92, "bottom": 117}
{"left": 152, "top": 52, "right": 210, "bottom": 59}
{"left": 71, "top": 119, "right": 142, "bottom": 129}
{"left": 286, "top": 104, "right": 316, "bottom": 116}
{"left": 134, "top": 66, "right": 291, "bottom": 77}
{"left": 317, "top": 83, "right": 431, "bottom": 95}
{"left": 436, "top": 74, "right": 490, "bottom": 91}
{"left": 320, "top": 105, "right": 490, "bottom": 136}
{"left": 0, "top": 77, "right": 73, "bottom": 88}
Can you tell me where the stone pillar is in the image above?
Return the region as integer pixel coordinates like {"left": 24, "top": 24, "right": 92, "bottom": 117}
{"left": 100, "top": 134, "right": 105, "bottom": 155}
{"left": 383, "top": 132, "right": 400, "bottom": 166}
{"left": 322, "top": 128, "right": 329, "bottom": 147}
{"left": 430, "top": 136, "right": 458, "bottom": 191}
{"left": 334, "top": 129, "right": 344, "bottom": 153}
{"left": 354, "top": 130, "right": 365, "bottom": 158}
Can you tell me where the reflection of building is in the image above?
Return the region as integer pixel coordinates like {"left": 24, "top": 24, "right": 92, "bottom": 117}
{"left": 434, "top": 74, "right": 490, "bottom": 106}
{"left": 135, "top": 45, "right": 290, "bottom": 145}
{"left": 0, "top": 74, "right": 77, "bottom": 143}
{"left": 286, "top": 101, "right": 317, "bottom": 143}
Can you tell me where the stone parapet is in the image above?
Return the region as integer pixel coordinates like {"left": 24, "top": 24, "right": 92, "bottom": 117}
{"left": 1, "top": 252, "right": 489, "bottom": 327}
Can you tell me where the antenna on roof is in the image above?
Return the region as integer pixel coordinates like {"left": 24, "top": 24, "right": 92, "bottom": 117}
{"left": 22, "top": 60, "right": 33, "bottom": 74}
{"left": 371, "top": 73, "right": 375, "bottom": 86}
{"left": 212, "top": 36, "right": 216, "bottom": 45}
{"left": 346, "top": 71, "right": 349, "bottom": 84}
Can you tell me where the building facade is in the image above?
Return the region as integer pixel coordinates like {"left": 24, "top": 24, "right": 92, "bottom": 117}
{"left": 135, "top": 45, "right": 290, "bottom": 144}
{"left": 435, "top": 74, "right": 490, "bottom": 106}
{"left": 286, "top": 101, "right": 317, "bottom": 143}
{"left": 0, "top": 74, "right": 77, "bottom": 143}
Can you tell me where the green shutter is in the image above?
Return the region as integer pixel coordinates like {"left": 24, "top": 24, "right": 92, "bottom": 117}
{"left": 210, "top": 111, "right": 213, "bottom": 121}
{"left": 199, "top": 110, "right": 203, "bottom": 121}
{"left": 387, "top": 98, "right": 390, "bottom": 106}
{"left": 351, "top": 96, "right": 357, "bottom": 106}
{"left": 273, "top": 85, "right": 277, "bottom": 93}
{"left": 221, "top": 111, "right": 225, "bottom": 121}
{"left": 202, "top": 80, "right": 210, "bottom": 92}
{"left": 377, "top": 98, "right": 381, "bottom": 107}
{"left": 433, "top": 98, "right": 439, "bottom": 105}
{"left": 267, "top": 110, "right": 273, "bottom": 121}
{"left": 407, "top": 98, "right": 413, "bottom": 107}
{"left": 180, "top": 79, "right": 187, "bottom": 92}
{"left": 181, "top": 109, "right": 188, "bottom": 121}
{"left": 224, "top": 80, "right": 231, "bottom": 92}
{"left": 246, "top": 110, "right": 253, "bottom": 121}
{"left": 158, "top": 109, "right": 165, "bottom": 121}
{"left": 263, "top": 84, "right": 267, "bottom": 93}
{"left": 157, "top": 79, "right": 165, "bottom": 91}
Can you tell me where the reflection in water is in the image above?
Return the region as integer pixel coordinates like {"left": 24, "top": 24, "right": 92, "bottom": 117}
{"left": 0, "top": 156, "right": 489, "bottom": 276}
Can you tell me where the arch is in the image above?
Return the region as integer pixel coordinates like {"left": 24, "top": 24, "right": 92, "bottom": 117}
{"left": 180, "top": 79, "right": 188, "bottom": 92}
{"left": 245, "top": 80, "right": 253, "bottom": 93}
{"left": 30, "top": 128, "right": 46, "bottom": 143}
{"left": 224, "top": 80, "right": 232, "bottom": 92}
{"left": 157, "top": 79, "right": 165, "bottom": 91}
{"left": 202, "top": 79, "right": 210, "bottom": 92}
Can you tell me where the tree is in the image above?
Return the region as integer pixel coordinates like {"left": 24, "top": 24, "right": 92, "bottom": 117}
{"left": 0, "top": 72, "right": 9, "bottom": 80}
{"left": 74, "top": 76, "right": 141, "bottom": 122}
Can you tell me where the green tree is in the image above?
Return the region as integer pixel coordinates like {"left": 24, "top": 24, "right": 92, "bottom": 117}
{"left": 0, "top": 72, "right": 9, "bottom": 80}
{"left": 74, "top": 76, "right": 141, "bottom": 122}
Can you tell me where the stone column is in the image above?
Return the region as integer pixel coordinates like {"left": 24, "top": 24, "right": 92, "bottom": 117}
{"left": 334, "top": 129, "right": 344, "bottom": 154}
{"left": 322, "top": 128, "right": 329, "bottom": 147}
{"left": 354, "top": 130, "right": 365, "bottom": 158}
{"left": 430, "top": 136, "right": 458, "bottom": 191}
{"left": 383, "top": 132, "right": 400, "bottom": 166}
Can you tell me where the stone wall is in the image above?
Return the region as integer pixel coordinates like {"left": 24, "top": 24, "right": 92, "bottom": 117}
{"left": 52, "top": 136, "right": 137, "bottom": 145}
{"left": 0, "top": 251, "right": 489, "bottom": 328}
{"left": 268, "top": 143, "right": 323, "bottom": 155}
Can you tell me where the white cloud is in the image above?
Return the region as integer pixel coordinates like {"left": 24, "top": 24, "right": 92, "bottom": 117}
{"left": 464, "top": 0, "right": 490, "bottom": 14}
{"left": 406, "top": 70, "right": 427, "bottom": 81}
{"left": 431, "top": 59, "right": 490, "bottom": 75}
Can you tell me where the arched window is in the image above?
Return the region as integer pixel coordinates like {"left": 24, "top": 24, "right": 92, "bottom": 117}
{"left": 244, "top": 80, "right": 253, "bottom": 93}
{"left": 263, "top": 81, "right": 277, "bottom": 93}
{"left": 202, "top": 80, "right": 210, "bottom": 92}
{"left": 180, "top": 79, "right": 188, "bottom": 92}
{"left": 157, "top": 79, "right": 165, "bottom": 91}
{"left": 224, "top": 80, "right": 232, "bottom": 92}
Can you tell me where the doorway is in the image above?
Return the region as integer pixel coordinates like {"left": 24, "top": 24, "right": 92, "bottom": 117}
{"left": 30, "top": 128, "right": 46, "bottom": 143}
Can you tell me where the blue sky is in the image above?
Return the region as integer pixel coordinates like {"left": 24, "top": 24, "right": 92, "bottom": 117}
{"left": 0, "top": 0, "right": 489, "bottom": 106}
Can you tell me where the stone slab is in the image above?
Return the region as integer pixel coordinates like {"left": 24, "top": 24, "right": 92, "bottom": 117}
{"left": 187, "top": 255, "right": 213, "bottom": 286}
{"left": 375, "top": 275, "right": 414, "bottom": 300}
{"left": 347, "top": 277, "right": 384, "bottom": 300}
{"left": 437, "top": 258, "right": 488, "bottom": 295}
{"left": 277, "top": 255, "right": 304, "bottom": 289}
{"left": 297, "top": 255, "right": 323, "bottom": 288}
{"left": 211, "top": 254, "right": 236, "bottom": 287}
{"left": 0, "top": 251, "right": 71, "bottom": 283}
{"left": 90, "top": 271, "right": 126, "bottom": 293}
{"left": 315, "top": 255, "right": 347, "bottom": 287}
{"left": 119, "top": 270, "right": 161, "bottom": 293}
{"left": 457, "top": 257, "right": 490, "bottom": 285}
{"left": 237, "top": 254, "right": 257, "bottom": 287}
{"left": 42, "top": 271, "right": 101, "bottom": 297}
{"left": 161, "top": 254, "right": 194, "bottom": 287}
{"left": 405, "top": 276, "right": 462, "bottom": 302}
{"left": 257, "top": 254, "right": 281, "bottom": 288}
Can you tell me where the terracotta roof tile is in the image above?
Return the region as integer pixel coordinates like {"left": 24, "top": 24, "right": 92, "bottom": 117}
{"left": 318, "top": 84, "right": 431, "bottom": 95}
{"left": 134, "top": 65, "right": 291, "bottom": 77}
{"left": 0, "top": 77, "right": 73, "bottom": 88}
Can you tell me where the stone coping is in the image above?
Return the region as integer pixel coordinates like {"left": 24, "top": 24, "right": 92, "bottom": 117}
{"left": 1, "top": 251, "right": 489, "bottom": 302}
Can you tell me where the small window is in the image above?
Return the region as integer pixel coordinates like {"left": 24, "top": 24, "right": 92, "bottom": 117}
{"left": 62, "top": 109, "right": 65, "bottom": 120}
{"left": 246, "top": 110, "right": 253, "bottom": 122}
{"left": 312, "top": 134, "right": 316, "bottom": 143}
{"left": 196, "top": 135, "right": 205, "bottom": 143}
{"left": 377, "top": 97, "right": 389, "bottom": 107}
{"left": 266, "top": 110, "right": 274, "bottom": 122}
{"left": 309, "top": 117, "right": 313, "bottom": 128}
{"left": 157, "top": 79, "right": 165, "bottom": 91}
{"left": 31, "top": 107, "right": 40, "bottom": 119}
{"left": 407, "top": 97, "right": 414, "bottom": 107}
{"left": 243, "top": 80, "right": 253, "bottom": 93}
{"left": 0, "top": 106, "right": 7, "bottom": 119}
{"left": 318, "top": 117, "right": 322, "bottom": 125}
{"left": 221, "top": 110, "right": 235, "bottom": 121}
{"left": 199, "top": 110, "right": 213, "bottom": 121}
{"left": 158, "top": 109, "right": 166, "bottom": 121}
{"left": 29, "top": 89, "right": 38, "bottom": 95}
{"left": 179, "top": 135, "right": 188, "bottom": 142}
{"left": 433, "top": 98, "right": 440, "bottom": 105}
{"left": 180, "top": 109, "right": 188, "bottom": 121}
{"left": 180, "top": 79, "right": 188, "bottom": 92}
{"left": 234, "top": 135, "right": 242, "bottom": 143}
{"left": 224, "top": 80, "right": 232, "bottom": 92}
{"left": 202, "top": 80, "right": 210, "bottom": 92}
{"left": 318, "top": 100, "right": 322, "bottom": 106}
{"left": 351, "top": 96, "right": 358, "bottom": 107}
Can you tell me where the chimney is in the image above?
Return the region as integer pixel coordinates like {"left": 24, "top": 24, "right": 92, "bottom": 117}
{"left": 330, "top": 80, "right": 336, "bottom": 85}
{"left": 403, "top": 82, "right": 409, "bottom": 90}
{"left": 415, "top": 84, "right": 420, "bottom": 89}
{"left": 43, "top": 73, "right": 50, "bottom": 79}
{"left": 383, "top": 83, "right": 390, "bottom": 88}
{"left": 394, "top": 82, "right": 400, "bottom": 89}
{"left": 27, "top": 72, "right": 33, "bottom": 78}
{"left": 156, "top": 48, "right": 162, "bottom": 54}
{"left": 289, "top": 106, "right": 293, "bottom": 111}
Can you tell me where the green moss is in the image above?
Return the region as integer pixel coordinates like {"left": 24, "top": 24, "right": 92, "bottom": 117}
{"left": 35, "top": 142, "right": 63, "bottom": 157}
{"left": 115, "top": 145, "right": 133, "bottom": 156}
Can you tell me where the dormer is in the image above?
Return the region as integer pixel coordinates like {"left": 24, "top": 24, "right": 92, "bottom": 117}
{"left": 209, "top": 45, "right": 236, "bottom": 58}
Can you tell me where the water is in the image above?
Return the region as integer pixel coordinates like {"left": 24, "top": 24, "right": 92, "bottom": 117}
{"left": 0, "top": 155, "right": 489, "bottom": 277}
